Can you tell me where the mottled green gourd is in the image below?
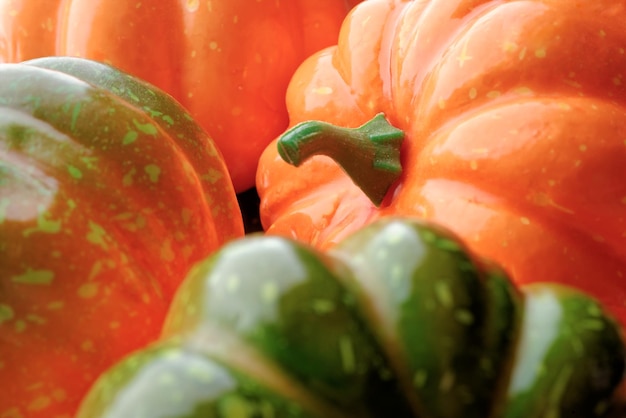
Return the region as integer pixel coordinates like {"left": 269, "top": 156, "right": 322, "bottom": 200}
{"left": 0, "top": 56, "right": 242, "bottom": 417}
{"left": 76, "top": 218, "right": 625, "bottom": 418}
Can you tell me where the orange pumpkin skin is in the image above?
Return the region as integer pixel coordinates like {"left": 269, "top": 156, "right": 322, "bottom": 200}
{"left": 257, "top": 0, "right": 626, "bottom": 326}
{"left": 0, "top": 0, "right": 361, "bottom": 192}
{"left": 0, "top": 57, "right": 243, "bottom": 418}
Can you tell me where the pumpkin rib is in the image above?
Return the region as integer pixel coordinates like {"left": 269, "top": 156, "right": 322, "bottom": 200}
{"left": 0, "top": 57, "right": 243, "bottom": 418}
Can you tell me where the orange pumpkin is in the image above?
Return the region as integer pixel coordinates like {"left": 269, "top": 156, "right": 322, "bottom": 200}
{"left": 257, "top": 0, "right": 626, "bottom": 327}
{"left": 0, "top": 0, "right": 362, "bottom": 192}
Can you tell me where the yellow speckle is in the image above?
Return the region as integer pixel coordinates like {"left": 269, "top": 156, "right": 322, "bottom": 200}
{"left": 81, "top": 340, "right": 95, "bottom": 352}
{"left": 186, "top": 0, "right": 199, "bottom": 12}
{"left": 51, "top": 389, "right": 67, "bottom": 402}
{"left": 599, "top": 29, "right": 606, "bottom": 37}
{"left": 548, "top": 179, "right": 556, "bottom": 187}
{"left": 414, "top": 370, "right": 428, "bottom": 387}
{"left": 457, "top": 38, "right": 472, "bottom": 67}
{"left": 231, "top": 107, "right": 242, "bottom": 116}
{"left": 470, "top": 160, "right": 478, "bottom": 170}
{"left": 592, "top": 235, "right": 605, "bottom": 243}
{"left": 15, "top": 320, "right": 27, "bottom": 332}
{"left": 563, "top": 79, "right": 581, "bottom": 89}
{"left": 28, "top": 396, "right": 51, "bottom": 411}
{"left": 110, "top": 321, "right": 120, "bottom": 329}
{"left": 209, "top": 41, "right": 218, "bottom": 50}
{"left": 621, "top": 196, "right": 626, "bottom": 205}
{"left": 486, "top": 91, "right": 501, "bottom": 99}
{"left": 233, "top": 15, "right": 238, "bottom": 24}
{"left": 313, "top": 86, "right": 333, "bottom": 95}
{"left": 520, "top": 217, "right": 531, "bottom": 225}
{"left": 227, "top": 275, "right": 240, "bottom": 292}
{"left": 515, "top": 86, "right": 533, "bottom": 95}
{"left": 160, "top": 239, "right": 175, "bottom": 262}
{"left": 339, "top": 336, "right": 356, "bottom": 373}
{"left": 190, "top": 49, "right": 197, "bottom": 58}
{"left": 262, "top": 281, "right": 279, "bottom": 303}
{"left": 78, "top": 282, "right": 99, "bottom": 299}
{"left": 502, "top": 41, "right": 518, "bottom": 52}
{"left": 435, "top": 281, "right": 453, "bottom": 308}
{"left": 579, "top": 144, "right": 587, "bottom": 152}
{"left": 468, "top": 87, "right": 477, "bottom": 99}
{"left": 518, "top": 47, "right": 527, "bottom": 60}
{"left": 438, "top": 98, "right": 446, "bottom": 109}
{"left": 26, "top": 315, "right": 46, "bottom": 325}
{"left": 613, "top": 76, "right": 622, "bottom": 86}
{"left": 534, "top": 47, "right": 546, "bottom": 58}
{"left": 439, "top": 371, "right": 455, "bottom": 392}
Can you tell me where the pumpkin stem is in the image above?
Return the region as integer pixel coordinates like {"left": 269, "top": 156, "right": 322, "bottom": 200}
{"left": 277, "top": 113, "right": 404, "bottom": 206}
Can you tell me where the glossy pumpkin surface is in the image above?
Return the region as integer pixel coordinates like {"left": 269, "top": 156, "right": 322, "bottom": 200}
{"left": 257, "top": 0, "right": 626, "bottom": 327}
{"left": 75, "top": 218, "right": 625, "bottom": 418}
{"left": 0, "top": 56, "right": 243, "bottom": 417}
{"left": 0, "top": 0, "right": 362, "bottom": 192}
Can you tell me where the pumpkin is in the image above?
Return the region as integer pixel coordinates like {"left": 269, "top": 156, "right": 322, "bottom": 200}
{"left": 0, "top": 0, "right": 362, "bottom": 192}
{"left": 256, "top": 0, "right": 626, "bottom": 328}
{"left": 74, "top": 218, "right": 625, "bottom": 418}
{"left": 0, "top": 56, "right": 243, "bottom": 417}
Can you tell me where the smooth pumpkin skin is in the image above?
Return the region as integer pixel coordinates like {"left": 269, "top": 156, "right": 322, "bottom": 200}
{"left": 0, "top": 57, "right": 243, "bottom": 418}
{"left": 74, "top": 218, "right": 625, "bottom": 418}
{"left": 0, "top": 0, "right": 362, "bottom": 192}
{"left": 256, "top": 0, "right": 626, "bottom": 326}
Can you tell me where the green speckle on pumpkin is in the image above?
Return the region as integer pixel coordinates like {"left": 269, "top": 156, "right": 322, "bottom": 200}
{"left": 78, "top": 282, "right": 100, "bottom": 299}
{"left": 145, "top": 164, "right": 161, "bottom": 183}
{"left": 162, "top": 114, "right": 174, "bottom": 125}
{"left": 455, "top": 309, "right": 474, "bottom": 325}
{"left": 80, "top": 156, "right": 99, "bottom": 169}
{"left": 14, "top": 320, "right": 27, "bottom": 333}
{"left": 133, "top": 119, "right": 158, "bottom": 135}
{"left": 68, "top": 165, "right": 83, "bottom": 179}
{"left": 202, "top": 168, "right": 224, "bottom": 184}
{"left": 0, "top": 304, "right": 15, "bottom": 324}
{"left": 123, "top": 130, "right": 138, "bottom": 145}
{"left": 23, "top": 210, "right": 62, "bottom": 237}
{"left": 26, "top": 314, "right": 47, "bottom": 325}
{"left": 312, "top": 299, "right": 336, "bottom": 314}
{"left": 123, "top": 167, "right": 137, "bottom": 186}
{"left": 70, "top": 102, "right": 82, "bottom": 131}
{"left": 46, "top": 301, "right": 65, "bottom": 310}
{"left": 435, "top": 281, "right": 454, "bottom": 308}
{"left": 339, "top": 335, "right": 356, "bottom": 374}
{"left": 12, "top": 268, "right": 55, "bottom": 285}
{"left": 219, "top": 394, "right": 254, "bottom": 418}
{"left": 414, "top": 370, "right": 428, "bottom": 388}
{"left": 86, "top": 221, "right": 109, "bottom": 250}
{"left": 261, "top": 281, "right": 279, "bottom": 304}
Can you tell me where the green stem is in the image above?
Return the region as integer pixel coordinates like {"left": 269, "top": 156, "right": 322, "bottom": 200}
{"left": 277, "top": 113, "right": 404, "bottom": 206}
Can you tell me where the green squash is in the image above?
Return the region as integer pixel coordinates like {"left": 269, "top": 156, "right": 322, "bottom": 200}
{"left": 76, "top": 218, "right": 625, "bottom": 418}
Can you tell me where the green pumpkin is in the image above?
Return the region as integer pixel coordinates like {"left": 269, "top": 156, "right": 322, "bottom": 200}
{"left": 76, "top": 218, "right": 625, "bottom": 418}
{"left": 0, "top": 56, "right": 242, "bottom": 417}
